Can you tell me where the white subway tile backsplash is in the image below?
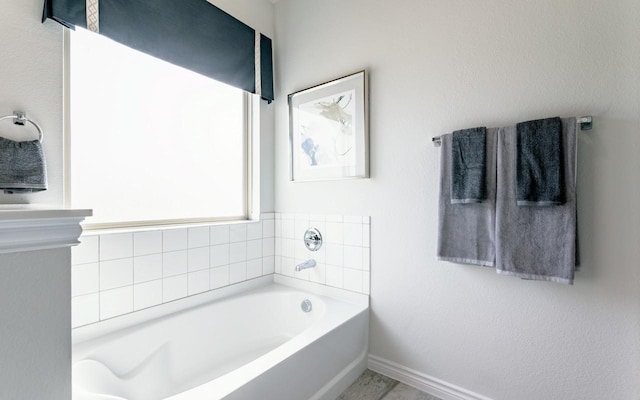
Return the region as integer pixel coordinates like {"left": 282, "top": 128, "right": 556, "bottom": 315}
{"left": 247, "top": 222, "right": 262, "bottom": 241}
{"left": 163, "top": 250, "right": 188, "bottom": 277}
{"left": 72, "top": 236, "right": 99, "bottom": 265}
{"left": 72, "top": 293, "right": 99, "bottom": 328}
{"left": 229, "top": 242, "right": 247, "bottom": 264}
{"left": 325, "top": 222, "right": 344, "bottom": 244}
{"left": 163, "top": 229, "right": 188, "bottom": 252}
{"left": 210, "top": 225, "right": 230, "bottom": 245}
{"left": 281, "top": 257, "right": 295, "bottom": 277}
{"left": 344, "top": 246, "right": 363, "bottom": 270}
{"left": 263, "top": 256, "right": 275, "bottom": 275}
{"left": 210, "top": 265, "right": 230, "bottom": 289}
{"left": 295, "top": 240, "right": 309, "bottom": 260}
{"left": 325, "top": 265, "right": 344, "bottom": 288}
{"left": 188, "top": 227, "right": 210, "bottom": 248}
{"left": 325, "top": 243, "right": 344, "bottom": 267}
{"left": 188, "top": 269, "right": 210, "bottom": 295}
{"left": 100, "top": 286, "right": 133, "bottom": 319}
{"left": 73, "top": 215, "right": 368, "bottom": 328}
{"left": 163, "top": 274, "right": 188, "bottom": 302}
{"left": 72, "top": 262, "right": 99, "bottom": 297}
{"left": 274, "top": 219, "right": 282, "bottom": 237}
{"left": 308, "top": 220, "right": 325, "bottom": 237}
{"left": 133, "top": 231, "right": 162, "bottom": 257}
{"left": 295, "top": 219, "right": 309, "bottom": 239}
{"left": 134, "top": 254, "right": 162, "bottom": 283}
{"left": 281, "top": 219, "right": 294, "bottom": 239}
{"left": 363, "top": 249, "right": 371, "bottom": 271}
{"left": 246, "top": 259, "right": 262, "bottom": 279}
{"left": 309, "top": 263, "right": 326, "bottom": 285}
{"left": 100, "top": 233, "right": 133, "bottom": 261}
{"left": 363, "top": 225, "right": 371, "bottom": 247}
{"left": 343, "top": 215, "right": 362, "bottom": 224}
{"left": 262, "top": 238, "right": 275, "bottom": 257}
{"left": 262, "top": 219, "right": 275, "bottom": 238}
{"left": 188, "top": 247, "right": 209, "bottom": 272}
{"left": 274, "top": 256, "right": 282, "bottom": 274}
{"left": 308, "top": 214, "right": 325, "bottom": 222}
{"left": 99, "top": 258, "right": 133, "bottom": 290}
{"left": 260, "top": 212, "right": 275, "bottom": 220}
{"left": 134, "top": 280, "right": 162, "bottom": 311}
{"left": 343, "top": 268, "right": 364, "bottom": 293}
{"left": 246, "top": 239, "right": 262, "bottom": 260}
{"left": 210, "top": 244, "right": 230, "bottom": 267}
{"left": 343, "top": 223, "right": 363, "bottom": 246}
{"left": 229, "top": 262, "right": 247, "bottom": 284}
{"left": 281, "top": 238, "right": 294, "bottom": 258}
{"left": 230, "top": 224, "right": 247, "bottom": 243}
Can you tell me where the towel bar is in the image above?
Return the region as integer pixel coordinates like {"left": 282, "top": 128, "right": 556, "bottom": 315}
{"left": 432, "top": 115, "right": 592, "bottom": 147}
{"left": 0, "top": 111, "right": 44, "bottom": 142}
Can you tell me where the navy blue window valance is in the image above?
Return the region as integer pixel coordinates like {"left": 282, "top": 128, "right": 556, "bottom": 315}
{"left": 43, "top": 0, "right": 274, "bottom": 102}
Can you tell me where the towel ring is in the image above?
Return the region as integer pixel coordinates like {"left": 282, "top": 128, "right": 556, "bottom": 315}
{"left": 0, "top": 111, "right": 44, "bottom": 142}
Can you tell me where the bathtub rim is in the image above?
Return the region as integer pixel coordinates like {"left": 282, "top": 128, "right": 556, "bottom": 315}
{"left": 73, "top": 275, "right": 368, "bottom": 346}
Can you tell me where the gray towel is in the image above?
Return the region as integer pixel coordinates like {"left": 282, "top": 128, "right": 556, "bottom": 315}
{"left": 437, "top": 129, "right": 497, "bottom": 267}
{"left": 496, "top": 118, "right": 578, "bottom": 284}
{"left": 516, "top": 117, "right": 564, "bottom": 206}
{"left": 0, "top": 137, "right": 48, "bottom": 194}
{"left": 451, "top": 127, "right": 487, "bottom": 203}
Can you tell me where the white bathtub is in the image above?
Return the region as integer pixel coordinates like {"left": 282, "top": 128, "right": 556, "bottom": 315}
{"left": 72, "top": 277, "right": 369, "bottom": 400}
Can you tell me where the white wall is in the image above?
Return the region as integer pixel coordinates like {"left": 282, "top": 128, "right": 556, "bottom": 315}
{"left": 273, "top": 1, "right": 640, "bottom": 399}
{"left": 0, "top": 0, "right": 64, "bottom": 206}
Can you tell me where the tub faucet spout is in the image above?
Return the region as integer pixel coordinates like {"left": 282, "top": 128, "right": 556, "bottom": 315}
{"left": 295, "top": 259, "right": 316, "bottom": 271}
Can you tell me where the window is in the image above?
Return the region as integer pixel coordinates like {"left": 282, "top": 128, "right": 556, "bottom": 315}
{"left": 67, "top": 28, "right": 253, "bottom": 228}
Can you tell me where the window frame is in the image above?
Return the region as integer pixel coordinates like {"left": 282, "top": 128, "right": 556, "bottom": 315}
{"left": 63, "top": 28, "right": 259, "bottom": 231}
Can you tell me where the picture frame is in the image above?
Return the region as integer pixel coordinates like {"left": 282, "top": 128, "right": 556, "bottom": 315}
{"left": 288, "top": 70, "right": 369, "bottom": 182}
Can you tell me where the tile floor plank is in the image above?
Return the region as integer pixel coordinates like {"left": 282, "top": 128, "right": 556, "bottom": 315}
{"left": 337, "top": 370, "right": 442, "bottom": 400}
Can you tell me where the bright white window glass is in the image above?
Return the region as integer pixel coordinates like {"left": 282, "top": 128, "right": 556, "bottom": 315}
{"left": 69, "top": 28, "right": 246, "bottom": 227}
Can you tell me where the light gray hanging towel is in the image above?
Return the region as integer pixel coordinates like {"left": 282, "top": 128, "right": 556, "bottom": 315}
{"left": 437, "top": 128, "right": 497, "bottom": 267}
{"left": 0, "top": 137, "right": 48, "bottom": 194}
{"left": 495, "top": 117, "right": 578, "bottom": 284}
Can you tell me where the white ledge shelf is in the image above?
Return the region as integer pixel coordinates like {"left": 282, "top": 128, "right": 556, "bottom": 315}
{"left": 0, "top": 206, "right": 92, "bottom": 254}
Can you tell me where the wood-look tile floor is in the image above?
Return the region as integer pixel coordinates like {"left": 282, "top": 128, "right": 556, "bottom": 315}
{"left": 337, "top": 369, "right": 442, "bottom": 400}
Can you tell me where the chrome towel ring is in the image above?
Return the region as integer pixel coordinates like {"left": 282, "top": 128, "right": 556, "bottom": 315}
{"left": 0, "top": 111, "right": 44, "bottom": 142}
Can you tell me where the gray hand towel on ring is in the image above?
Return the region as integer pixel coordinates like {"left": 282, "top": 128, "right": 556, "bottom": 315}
{"left": 437, "top": 128, "right": 497, "bottom": 267}
{"left": 0, "top": 137, "right": 48, "bottom": 194}
{"left": 496, "top": 117, "right": 578, "bottom": 284}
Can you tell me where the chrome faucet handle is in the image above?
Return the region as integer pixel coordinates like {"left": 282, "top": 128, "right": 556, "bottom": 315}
{"left": 304, "top": 228, "right": 323, "bottom": 251}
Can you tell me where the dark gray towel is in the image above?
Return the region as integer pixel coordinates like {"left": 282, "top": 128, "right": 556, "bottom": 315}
{"left": 516, "top": 117, "right": 564, "bottom": 206}
{"left": 438, "top": 129, "right": 497, "bottom": 267}
{"left": 451, "top": 127, "right": 487, "bottom": 203}
{"left": 0, "top": 137, "right": 48, "bottom": 194}
{"left": 496, "top": 118, "right": 578, "bottom": 284}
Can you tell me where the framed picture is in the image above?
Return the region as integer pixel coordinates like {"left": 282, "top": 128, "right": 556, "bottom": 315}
{"left": 288, "top": 70, "right": 369, "bottom": 181}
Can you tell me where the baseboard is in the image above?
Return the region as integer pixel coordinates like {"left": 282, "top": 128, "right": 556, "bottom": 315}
{"left": 367, "top": 355, "right": 493, "bottom": 400}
